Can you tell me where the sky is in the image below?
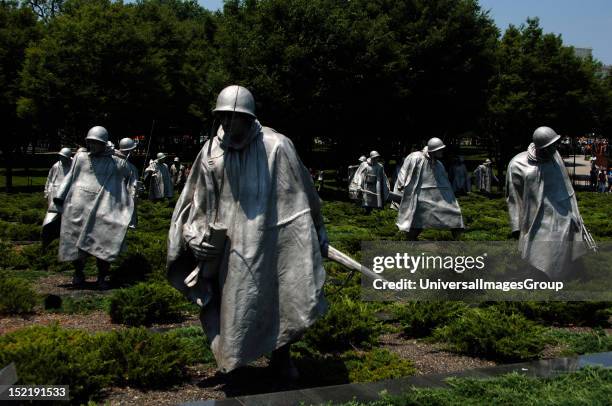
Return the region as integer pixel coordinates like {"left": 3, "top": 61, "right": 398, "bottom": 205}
{"left": 197, "top": 0, "right": 612, "bottom": 65}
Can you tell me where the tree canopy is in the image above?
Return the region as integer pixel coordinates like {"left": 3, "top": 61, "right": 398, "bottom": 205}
{"left": 1, "top": 0, "right": 610, "bottom": 173}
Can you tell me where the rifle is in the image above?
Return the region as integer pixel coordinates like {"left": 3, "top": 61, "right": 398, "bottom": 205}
{"left": 582, "top": 223, "right": 598, "bottom": 252}
{"left": 327, "top": 245, "right": 387, "bottom": 282}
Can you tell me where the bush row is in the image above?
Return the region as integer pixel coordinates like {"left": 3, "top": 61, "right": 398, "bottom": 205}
{"left": 0, "top": 325, "right": 212, "bottom": 403}
{"left": 0, "top": 273, "right": 37, "bottom": 314}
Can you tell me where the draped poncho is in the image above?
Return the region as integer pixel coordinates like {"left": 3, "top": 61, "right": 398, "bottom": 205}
{"left": 506, "top": 144, "right": 586, "bottom": 277}
{"left": 51, "top": 148, "right": 137, "bottom": 262}
{"left": 394, "top": 149, "right": 464, "bottom": 231}
{"left": 167, "top": 121, "right": 327, "bottom": 372}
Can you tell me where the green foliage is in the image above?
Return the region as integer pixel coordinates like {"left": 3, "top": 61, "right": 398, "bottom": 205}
{"left": 0, "top": 324, "right": 198, "bottom": 401}
{"left": 0, "top": 325, "right": 112, "bottom": 403}
{"left": 394, "top": 301, "right": 469, "bottom": 338}
{"left": 485, "top": 18, "right": 612, "bottom": 166}
{"left": 0, "top": 240, "right": 29, "bottom": 269}
{"left": 0, "top": 220, "right": 41, "bottom": 241}
{"left": 109, "top": 282, "right": 187, "bottom": 326}
{"left": 303, "top": 295, "right": 383, "bottom": 353}
{"left": 433, "top": 307, "right": 549, "bottom": 362}
{"left": 49, "top": 295, "right": 110, "bottom": 314}
{"left": 337, "top": 367, "right": 612, "bottom": 405}
{"left": 99, "top": 327, "right": 188, "bottom": 388}
{"left": 487, "top": 301, "right": 612, "bottom": 327}
{"left": 164, "top": 326, "right": 215, "bottom": 365}
{"left": 291, "top": 343, "right": 414, "bottom": 385}
{"left": 0, "top": 272, "right": 37, "bottom": 314}
{"left": 343, "top": 348, "right": 416, "bottom": 383}
{"left": 547, "top": 328, "right": 612, "bottom": 355}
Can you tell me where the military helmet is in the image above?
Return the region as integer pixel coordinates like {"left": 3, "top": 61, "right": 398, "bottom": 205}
{"left": 174, "top": 157, "right": 180, "bottom": 162}
{"left": 359, "top": 155, "right": 367, "bottom": 162}
{"left": 485, "top": 158, "right": 492, "bottom": 164}
{"left": 58, "top": 148, "right": 72, "bottom": 158}
{"left": 213, "top": 85, "right": 256, "bottom": 118}
{"left": 157, "top": 152, "right": 166, "bottom": 160}
{"left": 427, "top": 137, "right": 446, "bottom": 152}
{"left": 119, "top": 138, "right": 137, "bottom": 152}
{"left": 532, "top": 126, "right": 560, "bottom": 149}
{"left": 85, "top": 126, "right": 109, "bottom": 144}
{"left": 370, "top": 150, "right": 381, "bottom": 159}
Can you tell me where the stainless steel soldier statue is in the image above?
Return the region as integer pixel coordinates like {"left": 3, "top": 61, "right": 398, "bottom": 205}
{"left": 393, "top": 137, "right": 464, "bottom": 240}
{"left": 350, "top": 151, "right": 390, "bottom": 213}
{"left": 474, "top": 158, "right": 498, "bottom": 193}
{"left": 144, "top": 152, "right": 174, "bottom": 200}
{"left": 170, "top": 156, "right": 186, "bottom": 190}
{"left": 45, "top": 126, "right": 138, "bottom": 288}
{"left": 167, "top": 85, "right": 328, "bottom": 379}
{"left": 347, "top": 155, "right": 367, "bottom": 200}
{"left": 44, "top": 148, "right": 72, "bottom": 206}
{"left": 506, "top": 126, "right": 592, "bottom": 278}
{"left": 118, "top": 138, "right": 140, "bottom": 228}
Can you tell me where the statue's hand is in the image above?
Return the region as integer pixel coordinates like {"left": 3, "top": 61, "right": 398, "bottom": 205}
{"left": 189, "top": 239, "right": 221, "bottom": 261}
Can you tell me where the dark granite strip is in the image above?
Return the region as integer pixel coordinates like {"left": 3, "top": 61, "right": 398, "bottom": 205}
{"left": 180, "top": 351, "right": 612, "bottom": 406}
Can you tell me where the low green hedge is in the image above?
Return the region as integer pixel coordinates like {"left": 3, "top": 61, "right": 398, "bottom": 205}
{"left": 303, "top": 295, "right": 383, "bottom": 353}
{"left": 99, "top": 327, "right": 188, "bottom": 388}
{"left": 0, "top": 324, "right": 211, "bottom": 402}
{"left": 292, "top": 342, "right": 415, "bottom": 386}
{"left": 432, "top": 307, "right": 549, "bottom": 362}
{"left": 0, "top": 273, "right": 37, "bottom": 314}
{"left": 0, "top": 325, "right": 112, "bottom": 403}
{"left": 109, "top": 282, "right": 188, "bottom": 326}
{"left": 394, "top": 301, "right": 469, "bottom": 338}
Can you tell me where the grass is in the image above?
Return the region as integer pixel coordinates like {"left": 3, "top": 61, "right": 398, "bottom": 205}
{"left": 335, "top": 366, "right": 612, "bottom": 405}
{"left": 0, "top": 184, "right": 611, "bottom": 396}
{"left": 546, "top": 328, "right": 612, "bottom": 356}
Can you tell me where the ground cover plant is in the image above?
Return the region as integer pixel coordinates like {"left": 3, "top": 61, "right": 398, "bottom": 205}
{"left": 0, "top": 189, "right": 611, "bottom": 401}
{"left": 0, "top": 324, "right": 214, "bottom": 403}
{"left": 431, "top": 307, "right": 549, "bottom": 362}
{"left": 336, "top": 367, "right": 612, "bottom": 405}
{"left": 109, "top": 281, "right": 190, "bottom": 326}
{"left": 0, "top": 272, "right": 37, "bottom": 314}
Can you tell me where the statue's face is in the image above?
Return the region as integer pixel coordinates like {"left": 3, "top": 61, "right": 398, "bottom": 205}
{"left": 431, "top": 149, "right": 444, "bottom": 159}
{"left": 219, "top": 111, "right": 254, "bottom": 141}
{"left": 87, "top": 140, "right": 106, "bottom": 154}
{"left": 539, "top": 142, "right": 558, "bottom": 158}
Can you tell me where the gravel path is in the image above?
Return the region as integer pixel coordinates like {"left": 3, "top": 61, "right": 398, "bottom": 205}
{"left": 379, "top": 332, "right": 496, "bottom": 375}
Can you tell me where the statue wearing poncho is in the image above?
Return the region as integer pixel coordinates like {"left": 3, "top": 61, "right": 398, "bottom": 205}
{"left": 506, "top": 140, "right": 587, "bottom": 278}
{"left": 51, "top": 147, "right": 137, "bottom": 262}
{"left": 394, "top": 144, "right": 464, "bottom": 233}
{"left": 350, "top": 155, "right": 390, "bottom": 209}
{"left": 167, "top": 120, "right": 328, "bottom": 373}
{"left": 44, "top": 151, "right": 72, "bottom": 206}
{"left": 144, "top": 156, "right": 174, "bottom": 200}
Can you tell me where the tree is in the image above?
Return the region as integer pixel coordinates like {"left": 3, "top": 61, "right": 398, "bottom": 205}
{"left": 23, "top": 0, "right": 64, "bottom": 22}
{"left": 213, "top": 0, "right": 498, "bottom": 165}
{"left": 484, "top": 18, "right": 612, "bottom": 171}
{"left": 0, "top": 0, "right": 40, "bottom": 190}
{"left": 18, "top": 0, "right": 218, "bottom": 149}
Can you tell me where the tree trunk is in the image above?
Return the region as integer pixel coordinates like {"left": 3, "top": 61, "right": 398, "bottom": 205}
{"left": 5, "top": 151, "right": 13, "bottom": 192}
